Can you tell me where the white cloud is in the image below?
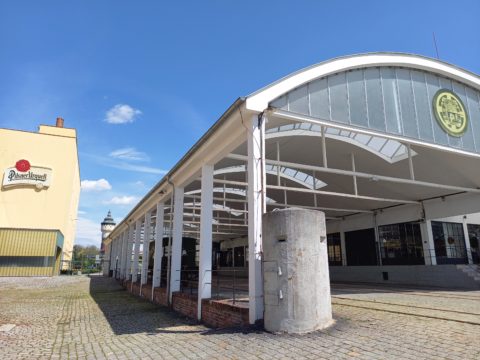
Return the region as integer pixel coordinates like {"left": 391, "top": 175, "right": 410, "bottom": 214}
{"left": 104, "top": 195, "right": 139, "bottom": 205}
{"left": 105, "top": 104, "right": 141, "bottom": 124}
{"left": 81, "top": 178, "right": 112, "bottom": 192}
{"left": 77, "top": 210, "right": 86, "bottom": 215}
{"left": 81, "top": 153, "right": 167, "bottom": 175}
{"left": 109, "top": 147, "right": 149, "bottom": 162}
{"left": 107, "top": 162, "right": 166, "bottom": 174}
{"left": 75, "top": 217, "right": 102, "bottom": 247}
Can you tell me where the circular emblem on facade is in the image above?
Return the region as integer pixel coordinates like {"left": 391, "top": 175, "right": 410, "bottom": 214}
{"left": 15, "top": 159, "right": 31, "bottom": 172}
{"left": 433, "top": 89, "right": 468, "bottom": 137}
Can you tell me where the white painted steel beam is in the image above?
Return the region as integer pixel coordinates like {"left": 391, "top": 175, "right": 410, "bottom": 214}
{"left": 247, "top": 114, "right": 265, "bottom": 324}
{"left": 198, "top": 164, "right": 214, "bottom": 320}
{"left": 141, "top": 211, "right": 151, "bottom": 286}
{"left": 169, "top": 187, "right": 184, "bottom": 302}
{"left": 152, "top": 202, "right": 165, "bottom": 293}
{"left": 268, "top": 184, "right": 419, "bottom": 205}
{"left": 420, "top": 220, "right": 436, "bottom": 265}
{"left": 132, "top": 219, "right": 142, "bottom": 283}
{"left": 227, "top": 153, "right": 480, "bottom": 196}
{"left": 267, "top": 202, "right": 372, "bottom": 214}
{"left": 125, "top": 225, "right": 134, "bottom": 280}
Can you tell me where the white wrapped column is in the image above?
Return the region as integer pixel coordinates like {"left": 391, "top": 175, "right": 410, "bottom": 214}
{"left": 152, "top": 203, "right": 165, "bottom": 291}
{"left": 169, "top": 187, "right": 184, "bottom": 301}
{"left": 247, "top": 114, "right": 265, "bottom": 324}
{"left": 132, "top": 219, "right": 142, "bottom": 283}
{"left": 141, "top": 211, "right": 152, "bottom": 285}
{"left": 197, "top": 164, "right": 213, "bottom": 320}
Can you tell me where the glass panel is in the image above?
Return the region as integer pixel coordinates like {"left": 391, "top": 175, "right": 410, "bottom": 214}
{"left": 466, "top": 87, "right": 480, "bottom": 153}
{"left": 309, "top": 78, "right": 330, "bottom": 119}
{"left": 431, "top": 221, "right": 467, "bottom": 264}
{"left": 327, "top": 233, "right": 342, "bottom": 266}
{"left": 288, "top": 85, "right": 309, "bottom": 115}
{"left": 378, "top": 222, "right": 424, "bottom": 265}
{"left": 329, "top": 72, "right": 349, "bottom": 123}
{"left": 453, "top": 81, "right": 475, "bottom": 151}
{"left": 381, "top": 68, "right": 402, "bottom": 134}
{"left": 270, "top": 94, "right": 288, "bottom": 109}
{"left": 426, "top": 73, "right": 449, "bottom": 145}
{"left": 411, "top": 70, "right": 434, "bottom": 141}
{"left": 347, "top": 69, "right": 368, "bottom": 127}
{"left": 233, "top": 247, "right": 245, "bottom": 267}
{"left": 365, "top": 67, "right": 386, "bottom": 131}
{"left": 396, "top": 68, "right": 418, "bottom": 138}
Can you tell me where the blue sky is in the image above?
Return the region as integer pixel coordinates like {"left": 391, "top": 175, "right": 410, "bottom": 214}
{"left": 1, "top": 1, "right": 479, "bottom": 246}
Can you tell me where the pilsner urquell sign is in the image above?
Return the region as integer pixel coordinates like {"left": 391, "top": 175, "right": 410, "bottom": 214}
{"left": 2, "top": 159, "right": 52, "bottom": 189}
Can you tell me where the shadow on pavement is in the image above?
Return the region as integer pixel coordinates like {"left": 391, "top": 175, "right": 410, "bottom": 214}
{"left": 89, "top": 274, "right": 266, "bottom": 336}
{"left": 89, "top": 275, "right": 202, "bottom": 335}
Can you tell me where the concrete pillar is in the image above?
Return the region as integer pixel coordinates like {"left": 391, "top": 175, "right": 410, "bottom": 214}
{"left": 141, "top": 211, "right": 152, "bottom": 285}
{"left": 421, "top": 220, "right": 436, "bottom": 265}
{"left": 152, "top": 202, "right": 165, "bottom": 292}
{"left": 462, "top": 216, "right": 473, "bottom": 264}
{"left": 132, "top": 219, "right": 142, "bottom": 283}
{"left": 197, "top": 164, "right": 214, "bottom": 320}
{"left": 125, "top": 225, "right": 134, "bottom": 280}
{"left": 247, "top": 114, "right": 265, "bottom": 324}
{"left": 262, "top": 208, "right": 333, "bottom": 334}
{"left": 169, "top": 187, "right": 184, "bottom": 302}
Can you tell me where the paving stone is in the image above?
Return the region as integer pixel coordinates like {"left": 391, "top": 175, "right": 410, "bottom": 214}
{"left": 0, "top": 275, "right": 479, "bottom": 359}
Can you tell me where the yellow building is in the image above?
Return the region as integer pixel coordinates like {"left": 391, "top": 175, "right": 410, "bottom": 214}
{"left": 0, "top": 118, "right": 80, "bottom": 276}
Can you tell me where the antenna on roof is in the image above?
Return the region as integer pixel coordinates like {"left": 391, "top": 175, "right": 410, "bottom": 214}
{"left": 432, "top": 32, "right": 440, "bottom": 59}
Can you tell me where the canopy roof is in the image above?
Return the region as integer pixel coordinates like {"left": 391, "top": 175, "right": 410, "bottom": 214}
{"left": 105, "top": 53, "right": 480, "bottom": 243}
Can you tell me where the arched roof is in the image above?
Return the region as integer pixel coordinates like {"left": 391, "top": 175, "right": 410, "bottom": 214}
{"left": 246, "top": 52, "right": 480, "bottom": 112}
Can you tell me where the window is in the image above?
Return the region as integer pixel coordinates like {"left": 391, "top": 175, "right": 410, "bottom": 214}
{"left": 378, "top": 222, "right": 424, "bottom": 265}
{"left": 432, "top": 221, "right": 467, "bottom": 264}
{"left": 234, "top": 247, "right": 245, "bottom": 267}
{"left": 327, "top": 233, "right": 342, "bottom": 266}
{"left": 467, "top": 224, "right": 480, "bottom": 264}
{"left": 0, "top": 256, "right": 54, "bottom": 267}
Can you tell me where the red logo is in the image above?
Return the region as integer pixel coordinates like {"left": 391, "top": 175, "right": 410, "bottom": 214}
{"left": 15, "top": 159, "right": 31, "bottom": 172}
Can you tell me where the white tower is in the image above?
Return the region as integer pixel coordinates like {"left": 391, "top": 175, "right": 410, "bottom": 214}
{"left": 100, "top": 210, "right": 116, "bottom": 255}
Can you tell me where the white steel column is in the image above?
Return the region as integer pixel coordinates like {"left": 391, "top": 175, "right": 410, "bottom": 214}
{"left": 120, "top": 231, "right": 128, "bottom": 279}
{"left": 118, "top": 234, "right": 124, "bottom": 279}
{"left": 125, "top": 225, "right": 134, "bottom": 280}
{"left": 132, "top": 219, "right": 142, "bottom": 283}
{"left": 152, "top": 203, "right": 165, "bottom": 296}
{"left": 247, "top": 114, "right": 265, "bottom": 324}
{"left": 197, "top": 164, "right": 214, "bottom": 320}
{"left": 113, "top": 238, "right": 118, "bottom": 278}
{"left": 169, "top": 187, "right": 184, "bottom": 301}
{"left": 421, "top": 220, "right": 436, "bottom": 265}
{"left": 141, "top": 211, "right": 152, "bottom": 285}
{"left": 462, "top": 217, "right": 473, "bottom": 265}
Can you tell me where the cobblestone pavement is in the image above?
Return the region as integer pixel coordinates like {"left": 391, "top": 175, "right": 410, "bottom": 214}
{"left": 1, "top": 276, "right": 479, "bottom": 360}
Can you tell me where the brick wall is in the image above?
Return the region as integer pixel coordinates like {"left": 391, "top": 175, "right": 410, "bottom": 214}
{"left": 171, "top": 292, "right": 198, "bottom": 319}
{"left": 153, "top": 287, "right": 168, "bottom": 306}
{"left": 129, "top": 282, "right": 141, "bottom": 296}
{"left": 201, "top": 299, "right": 249, "bottom": 328}
{"left": 140, "top": 284, "right": 153, "bottom": 300}
{"left": 121, "top": 284, "right": 250, "bottom": 329}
